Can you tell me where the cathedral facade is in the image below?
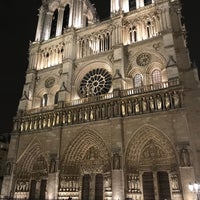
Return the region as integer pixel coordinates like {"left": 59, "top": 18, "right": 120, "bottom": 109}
{"left": 1, "top": 0, "right": 200, "bottom": 199}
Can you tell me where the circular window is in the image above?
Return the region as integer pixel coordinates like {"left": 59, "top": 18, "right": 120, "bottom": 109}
{"left": 136, "top": 53, "right": 151, "bottom": 66}
{"left": 79, "top": 68, "right": 112, "bottom": 97}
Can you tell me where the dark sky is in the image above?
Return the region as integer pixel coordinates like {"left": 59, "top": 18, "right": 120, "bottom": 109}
{"left": 0, "top": 0, "right": 199, "bottom": 134}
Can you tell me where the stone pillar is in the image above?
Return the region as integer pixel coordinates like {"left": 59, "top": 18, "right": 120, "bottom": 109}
{"left": 1, "top": 176, "right": 12, "bottom": 198}
{"left": 165, "top": 5, "right": 171, "bottom": 29}
{"left": 112, "top": 45, "right": 126, "bottom": 90}
{"left": 179, "top": 167, "right": 196, "bottom": 200}
{"left": 139, "top": 0, "right": 144, "bottom": 8}
{"left": 47, "top": 172, "right": 59, "bottom": 200}
{"left": 35, "top": 6, "right": 46, "bottom": 42}
{"left": 122, "top": 0, "right": 129, "bottom": 13}
{"left": 42, "top": 11, "right": 54, "bottom": 41}
{"left": 56, "top": 7, "right": 65, "bottom": 36}
{"left": 112, "top": 170, "right": 124, "bottom": 200}
{"left": 112, "top": 152, "right": 125, "bottom": 200}
{"left": 111, "top": 0, "right": 120, "bottom": 14}
{"left": 89, "top": 174, "right": 96, "bottom": 200}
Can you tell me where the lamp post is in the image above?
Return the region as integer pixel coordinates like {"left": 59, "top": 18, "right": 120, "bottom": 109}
{"left": 189, "top": 182, "right": 200, "bottom": 200}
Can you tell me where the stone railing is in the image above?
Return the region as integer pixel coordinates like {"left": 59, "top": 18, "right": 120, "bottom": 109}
{"left": 13, "top": 80, "right": 183, "bottom": 133}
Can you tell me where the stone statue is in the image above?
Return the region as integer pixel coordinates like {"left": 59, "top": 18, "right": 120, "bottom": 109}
{"left": 113, "top": 153, "right": 120, "bottom": 169}
{"left": 180, "top": 148, "right": 190, "bottom": 166}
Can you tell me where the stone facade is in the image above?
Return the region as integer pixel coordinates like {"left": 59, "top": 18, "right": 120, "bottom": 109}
{"left": 1, "top": 0, "right": 200, "bottom": 199}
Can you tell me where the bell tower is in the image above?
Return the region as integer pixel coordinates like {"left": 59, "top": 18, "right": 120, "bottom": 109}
{"left": 110, "top": 0, "right": 129, "bottom": 15}
{"left": 35, "top": 0, "right": 97, "bottom": 41}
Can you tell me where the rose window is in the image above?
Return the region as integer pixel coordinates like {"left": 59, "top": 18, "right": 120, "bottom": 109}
{"left": 79, "top": 68, "right": 112, "bottom": 97}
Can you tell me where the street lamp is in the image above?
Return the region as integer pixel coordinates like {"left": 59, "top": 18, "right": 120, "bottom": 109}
{"left": 189, "top": 182, "right": 200, "bottom": 200}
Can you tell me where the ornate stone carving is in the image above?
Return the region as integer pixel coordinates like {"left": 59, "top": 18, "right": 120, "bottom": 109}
{"left": 136, "top": 53, "right": 151, "bottom": 66}
{"left": 45, "top": 77, "right": 55, "bottom": 88}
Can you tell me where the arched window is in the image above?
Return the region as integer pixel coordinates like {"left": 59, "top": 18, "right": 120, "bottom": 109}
{"left": 133, "top": 74, "right": 143, "bottom": 87}
{"left": 146, "top": 21, "right": 151, "bottom": 38}
{"left": 50, "top": 9, "right": 58, "bottom": 38}
{"left": 152, "top": 69, "right": 161, "bottom": 84}
{"left": 41, "top": 94, "right": 48, "bottom": 107}
{"left": 54, "top": 91, "right": 59, "bottom": 104}
{"left": 129, "top": 0, "right": 136, "bottom": 10}
{"left": 129, "top": 26, "right": 137, "bottom": 43}
{"left": 62, "top": 5, "right": 70, "bottom": 33}
{"left": 86, "top": 17, "right": 89, "bottom": 27}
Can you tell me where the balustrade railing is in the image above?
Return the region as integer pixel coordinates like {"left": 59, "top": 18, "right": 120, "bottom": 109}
{"left": 13, "top": 79, "right": 183, "bottom": 133}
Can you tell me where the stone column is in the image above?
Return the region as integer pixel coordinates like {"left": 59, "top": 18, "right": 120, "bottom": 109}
{"left": 179, "top": 167, "right": 196, "bottom": 200}
{"left": 42, "top": 11, "right": 54, "bottom": 41}
{"left": 56, "top": 7, "right": 65, "bottom": 36}
{"left": 47, "top": 172, "right": 59, "bottom": 200}
{"left": 35, "top": 6, "right": 46, "bottom": 42}
{"left": 112, "top": 153, "right": 124, "bottom": 200}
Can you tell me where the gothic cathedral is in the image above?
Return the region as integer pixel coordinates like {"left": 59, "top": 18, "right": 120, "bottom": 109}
{"left": 1, "top": 0, "right": 200, "bottom": 199}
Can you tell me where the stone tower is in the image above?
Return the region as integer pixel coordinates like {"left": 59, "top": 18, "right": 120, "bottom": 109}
{"left": 1, "top": 0, "right": 200, "bottom": 199}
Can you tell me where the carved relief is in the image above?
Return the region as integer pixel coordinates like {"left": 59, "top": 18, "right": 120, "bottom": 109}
{"left": 15, "top": 180, "right": 30, "bottom": 192}
{"left": 127, "top": 174, "right": 141, "bottom": 193}
{"left": 136, "top": 53, "right": 151, "bottom": 66}
{"left": 45, "top": 77, "right": 55, "bottom": 88}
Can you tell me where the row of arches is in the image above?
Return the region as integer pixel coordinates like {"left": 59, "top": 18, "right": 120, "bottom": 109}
{"left": 36, "top": 0, "right": 96, "bottom": 41}
{"left": 15, "top": 125, "right": 176, "bottom": 174}
{"left": 38, "top": 70, "right": 166, "bottom": 110}
{"left": 12, "top": 125, "right": 183, "bottom": 199}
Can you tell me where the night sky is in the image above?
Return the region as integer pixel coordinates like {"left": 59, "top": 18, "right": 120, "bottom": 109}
{"left": 0, "top": 0, "right": 199, "bottom": 133}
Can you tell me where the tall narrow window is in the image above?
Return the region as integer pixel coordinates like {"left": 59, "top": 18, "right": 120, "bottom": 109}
{"left": 130, "top": 26, "right": 137, "bottom": 43}
{"left": 133, "top": 74, "right": 143, "bottom": 88}
{"left": 106, "top": 33, "right": 110, "bottom": 50}
{"left": 129, "top": 0, "right": 136, "bottom": 10}
{"left": 62, "top": 5, "right": 70, "bottom": 33}
{"left": 142, "top": 172, "right": 155, "bottom": 200}
{"left": 54, "top": 91, "right": 59, "bottom": 104}
{"left": 152, "top": 69, "right": 161, "bottom": 84}
{"left": 95, "top": 174, "right": 103, "bottom": 200}
{"left": 146, "top": 21, "right": 151, "bottom": 38}
{"left": 39, "top": 179, "right": 47, "bottom": 200}
{"left": 50, "top": 9, "right": 58, "bottom": 38}
{"left": 157, "top": 171, "right": 171, "bottom": 200}
{"left": 29, "top": 180, "right": 37, "bottom": 200}
{"left": 82, "top": 174, "right": 90, "bottom": 200}
{"left": 86, "top": 17, "right": 89, "bottom": 27}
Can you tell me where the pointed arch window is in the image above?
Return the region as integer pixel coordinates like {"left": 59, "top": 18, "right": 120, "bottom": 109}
{"left": 105, "top": 32, "right": 110, "bottom": 50}
{"left": 86, "top": 17, "right": 89, "bottom": 27}
{"left": 50, "top": 9, "right": 58, "bottom": 38}
{"left": 129, "top": 26, "right": 137, "bottom": 43}
{"left": 146, "top": 21, "right": 151, "bottom": 38}
{"left": 152, "top": 69, "right": 161, "bottom": 84}
{"left": 62, "top": 5, "right": 70, "bottom": 33}
{"left": 133, "top": 74, "right": 143, "bottom": 88}
{"left": 54, "top": 91, "right": 59, "bottom": 104}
